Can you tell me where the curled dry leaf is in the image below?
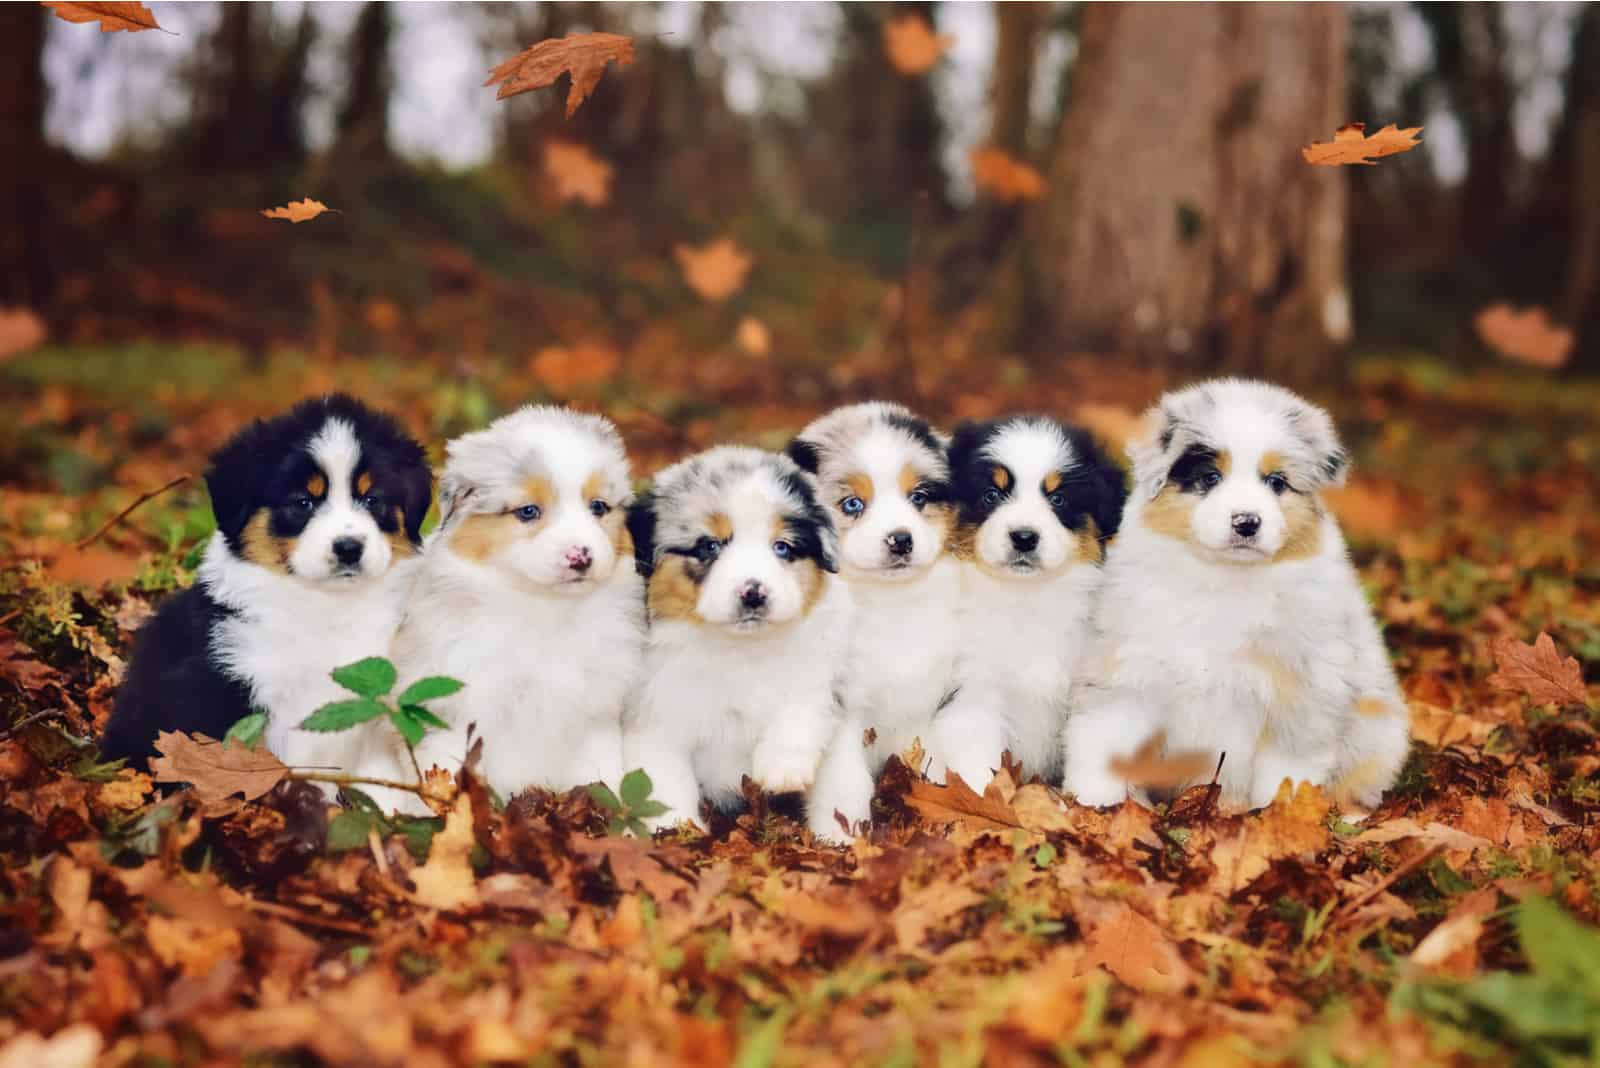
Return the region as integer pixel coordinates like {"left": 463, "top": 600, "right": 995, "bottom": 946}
{"left": 1301, "top": 122, "right": 1423, "bottom": 166}
{"left": 1487, "top": 632, "right": 1587, "bottom": 708}
{"left": 543, "top": 141, "right": 613, "bottom": 207}
{"left": 883, "top": 13, "right": 953, "bottom": 75}
{"left": 674, "top": 238, "right": 753, "bottom": 303}
{"left": 149, "top": 730, "right": 288, "bottom": 803}
{"left": 1474, "top": 304, "right": 1574, "bottom": 370}
{"left": 485, "top": 32, "right": 635, "bottom": 117}
{"left": 0, "top": 307, "right": 48, "bottom": 363}
{"left": 1410, "top": 887, "right": 1499, "bottom": 975}
{"left": 970, "top": 147, "right": 1046, "bottom": 202}
{"left": 259, "top": 199, "right": 335, "bottom": 224}
{"left": 409, "top": 792, "right": 480, "bottom": 911}
{"left": 41, "top": 1, "right": 164, "bottom": 33}
{"left": 905, "top": 771, "right": 1022, "bottom": 833}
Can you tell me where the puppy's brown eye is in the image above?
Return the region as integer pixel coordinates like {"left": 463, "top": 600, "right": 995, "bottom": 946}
{"left": 589, "top": 499, "right": 611, "bottom": 517}
{"left": 1264, "top": 473, "right": 1290, "bottom": 495}
{"left": 1200, "top": 470, "right": 1223, "bottom": 490}
{"left": 1046, "top": 492, "right": 1066, "bottom": 509}
{"left": 982, "top": 488, "right": 1002, "bottom": 508}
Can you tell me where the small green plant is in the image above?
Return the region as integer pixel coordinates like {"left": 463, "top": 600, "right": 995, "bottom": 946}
{"left": 300, "top": 657, "right": 461, "bottom": 749}
{"left": 326, "top": 786, "right": 442, "bottom": 863}
{"left": 588, "top": 769, "right": 671, "bottom": 836}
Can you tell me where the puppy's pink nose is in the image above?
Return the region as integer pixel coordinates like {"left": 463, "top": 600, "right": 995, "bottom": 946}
{"left": 565, "top": 546, "right": 593, "bottom": 573}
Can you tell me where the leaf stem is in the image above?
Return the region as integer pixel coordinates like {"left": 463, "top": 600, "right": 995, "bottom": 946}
{"left": 285, "top": 770, "right": 426, "bottom": 796}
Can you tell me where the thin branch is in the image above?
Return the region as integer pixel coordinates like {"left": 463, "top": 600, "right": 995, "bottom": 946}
{"left": 0, "top": 709, "right": 60, "bottom": 742}
{"left": 76, "top": 474, "right": 192, "bottom": 550}
{"left": 1332, "top": 843, "right": 1444, "bottom": 929}
{"left": 285, "top": 770, "right": 427, "bottom": 796}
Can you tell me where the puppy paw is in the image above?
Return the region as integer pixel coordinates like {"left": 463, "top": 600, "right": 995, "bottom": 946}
{"left": 1064, "top": 773, "right": 1127, "bottom": 809}
{"left": 752, "top": 745, "right": 820, "bottom": 794}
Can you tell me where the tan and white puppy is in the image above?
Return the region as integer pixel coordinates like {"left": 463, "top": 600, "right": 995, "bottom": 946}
{"left": 623, "top": 446, "right": 847, "bottom": 832}
{"left": 934, "top": 416, "right": 1126, "bottom": 787}
{"left": 393, "top": 406, "right": 643, "bottom": 802}
{"left": 1062, "top": 379, "right": 1409, "bottom": 811}
{"left": 785, "top": 403, "right": 960, "bottom": 843}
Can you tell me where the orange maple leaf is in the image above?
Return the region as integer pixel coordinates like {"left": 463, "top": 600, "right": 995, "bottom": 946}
{"left": 1487, "top": 632, "right": 1587, "bottom": 708}
{"left": 1301, "top": 122, "right": 1423, "bottom": 166}
{"left": 259, "top": 198, "right": 336, "bottom": 224}
{"left": 543, "top": 141, "right": 613, "bottom": 207}
{"left": 149, "top": 731, "right": 288, "bottom": 804}
{"left": 0, "top": 307, "right": 48, "bottom": 363}
{"left": 485, "top": 32, "right": 635, "bottom": 117}
{"left": 970, "top": 147, "right": 1046, "bottom": 202}
{"left": 1473, "top": 304, "right": 1574, "bottom": 370}
{"left": 674, "top": 238, "right": 753, "bottom": 303}
{"left": 883, "top": 13, "right": 953, "bottom": 75}
{"left": 41, "top": 1, "right": 167, "bottom": 33}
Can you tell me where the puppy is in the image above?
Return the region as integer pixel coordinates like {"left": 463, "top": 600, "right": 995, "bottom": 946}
{"left": 933, "top": 416, "right": 1126, "bottom": 786}
{"left": 1062, "top": 379, "right": 1410, "bottom": 811}
{"left": 622, "top": 446, "right": 847, "bottom": 832}
{"left": 103, "top": 395, "right": 432, "bottom": 806}
{"left": 393, "top": 406, "right": 644, "bottom": 801}
{"left": 784, "top": 402, "right": 960, "bottom": 842}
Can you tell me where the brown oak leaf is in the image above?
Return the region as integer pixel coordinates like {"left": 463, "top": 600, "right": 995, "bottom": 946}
{"left": 1487, "top": 632, "right": 1587, "bottom": 708}
{"left": 1108, "top": 730, "right": 1214, "bottom": 789}
{"left": 1301, "top": 122, "right": 1422, "bottom": 166}
{"left": 674, "top": 238, "right": 753, "bottom": 302}
{"left": 1474, "top": 304, "right": 1575, "bottom": 370}
{"left": 42, "top": 1, "right": 165, "bottom": 33}
{"left": 149, "top": 731, "right": 288, "bottom": 803}
{"left": 1073, "top": 898, "right": 1192, "bottom": 993}
{"left": 259, "top": 198, "right": 335, "bottom": 224}
{"left": 543, "top": 141, "right": 613, "bottom": 206}
{"left": 883, "top": 14, "right": 953, "bottom": 75}
{"left": 485, "top": 32, "right": 635, "bottom": 117}
{"left": 905, "top": 771, "right": 1022, "bottom": 833}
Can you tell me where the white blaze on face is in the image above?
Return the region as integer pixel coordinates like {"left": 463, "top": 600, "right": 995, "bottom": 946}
{"left": 1184, "top": 404, "right": 1290, "bottom": 558}
{"left": 976, "top": 423, "right": 1073, "bottom": 574}
{"left": 833, "top": 429, "right": 943, "bottom": 579}
{"left": 697, "top": 476, "right": 806, "bottom": 627}
{"left": 293, "top": 417, "right": 391, "bottom": 582}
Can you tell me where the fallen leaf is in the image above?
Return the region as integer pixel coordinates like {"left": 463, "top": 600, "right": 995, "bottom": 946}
{"left": 41, "top": 1, "right": 163, "bottom": 33}
{"left": 0, "top": 308, "right": 48, "bottom": 363}
{"left": 1301, "top": 122, "right": 1423, "bottom": 166}
{"left": 883, "top": 13, "right": 953, "bottom": 75}
{"left": 1473, "top": 304, "right": 1574, "bottom": 369}
{"left": 1355, "top": 818, "right": 1495, "bottom": 854}
{"left": 46, "top": 856, "right": 91, "bottom": 937}
{"left": 46, "top": 545, "right": 142, "bottom": 587}
{"left": 409, "top": 793, "right": 480, "bottom": 911}
{"left": 1487, "top": 632, "right": 1587, "bottom": 708}
{"left": 893, "top": 880, "right": 983, "bottom": 952}
{"left": 544, "top": 141, "right": 613, "bottom": 206}
{"left": 1074, "top": 898, "right": 1191, "bottom": 993}
{"left": 0, "top": 628, "right": 61, "bottom": 695}
{"left": 1207, "top": 780, "right": 1331, "bottom": 895}
{"left": 529, "top": 341, "right": 620, "bottom": 392}
{"left": 95, "top": 769, "right": 153, "bottom": 810}
{"left": 735, "top": 317, "right": 770, "bottom": 357}
{"left": 259, "top": 199, "right": 335, "bottom": 224}
{"left": 0, "top": 1024, "right": 103, "bottom": 1068}
{"left": 571, "top": 835, "right": 692, "bottom": 903}
{"left": 674, "top": 238, "right": 753, "bottom": 302}
{"left": 1109, "top": 730, "right": 1214, "bottom": 790}
{"left": 1410, "top": 887, "right": 1498, "bottom": 976}
{"left": 485, "top": 32, "right": 635, "bottom": 116}
{"left": 905, "top": 772, "right": 1022, "bottom": 833}
{"left": 145, "top": 913, "right": 244, "bottom": 979}
{"left": 149, "top": 731, "right": 288, "bottom": 803}
{"left": 970, "top": 147, "right": 1046, "bottom": 202}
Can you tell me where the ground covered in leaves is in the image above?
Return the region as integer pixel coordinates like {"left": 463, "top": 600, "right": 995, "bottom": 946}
{"left": 2, "top": 345, "right": 1599, "bottom": 1067}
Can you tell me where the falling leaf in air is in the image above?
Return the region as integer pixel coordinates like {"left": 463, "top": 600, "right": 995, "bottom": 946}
{"left": 529, "top": 341, "right": 620, "bottom": 392}
{"left": 883, "top": 14, "right": 953, "bottom": 75}
{"left": 674, "top": 238, "right": 753, "bottom": 303}
{"left": 1473, "top": 304, "right": 1574, "bottom": 370}
{"left": 970, "top": 147, "right": 1046, "bottom": 202}
{"left": 0, "top": 307, "right": 48, "bottom": 363}
{"left": 905, "top": 771, "right": 1023, "bottom": 833}
{"left": 543, "top": 141, "right": 613, "bottom": 206}
{"left": 41, "top": 1, "right": 165, "bottom": 33}
{"left": 1074, "top": 898, "right": 1192, "bottom": 993}
{"left": 485, "top": 32, "right": 635, "bottom": 117}
{"left": 1108, "top": 730, "right": 1214, "bottom": 790}
{"left": 1301, "top": 122, "right": 1422, "bottom": 166}
{"left": 259, "top": 199, "right": 335, "bottom": 224}
{"left": 1487, "top": 632, "right": 1587, "bottom": 708}
{"left": 735, "top": 317, "right": 770, "bottom": 357}
{"left": 409, "top": 793, "right": 481, "bottom": 911}
{"left": 149, "top": 730, "right": 288, "bottom": 803}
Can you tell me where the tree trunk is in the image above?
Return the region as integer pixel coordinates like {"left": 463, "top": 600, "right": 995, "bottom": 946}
{"left": 0, "top": 3, "right": 50, "bottom": 307}
{"left": 1029, "top": 3, "right": 1349, "bottom": 382}
{"left": 988, "top": 2, "right": 1046, "bottom": 156}
{"left": 1559, "top": 3, "right": 1600, "bottom": 373}
{"left": 334, "top": 1, "right": 393, "bottom": 162}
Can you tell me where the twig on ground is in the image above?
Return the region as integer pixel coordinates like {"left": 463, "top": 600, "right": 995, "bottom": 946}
{"left": 76, "top": 474, "right": 192, "bottom": 550}
{"left": 1333, "top": 843, "right": 1444, "bottom": 929}
{"left": 0, "top": 709, "right": 61, "bottom": 742}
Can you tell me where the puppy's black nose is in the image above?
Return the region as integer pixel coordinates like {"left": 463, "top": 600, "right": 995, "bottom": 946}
{"left": 1231, "top": 512, "right": 1261, "bottom": 538}
{"left": 1009, "top": 528, "right": 1040, "bottom": 553}
{"left": 332, "top": 537, "right": 365, "bottom": 565}
{"left": 886, "top": 529, "right": 914, "bottom": 557}
{"left": 739, "top": 582, "right": 768, "bottom": 610}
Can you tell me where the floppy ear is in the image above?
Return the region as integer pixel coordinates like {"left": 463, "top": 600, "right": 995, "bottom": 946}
{"left": 204, "top": 420, "right": 270, "bottom": 543}
{"left": 1126, "top": 403, "right": 1188, "bottom": 501}
{"left": 1085, "top": 447, "right": 1130, "bottom": 542}
{"left": 1286, "top": 397, "right": 1350, "bottom": 488}
{"left": 815, "top": 519, "right": 840, "bottom": 574}
{"left": 399, "top": 464, "right": 434, "bottom": 544}
{"left": 784, "top": 437, "right": 821, "bottom": 474}
{"left": 434, "top": 472, "right": 476, "bottom": 533}
{"left": 624, "top": 492, "right": 659, "bottom": 578}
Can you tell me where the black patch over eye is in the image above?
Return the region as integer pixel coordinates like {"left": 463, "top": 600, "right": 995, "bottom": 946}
{"left": 981, "top": 487, "right": 1003, "bottom": 508}
{"left": 693, "top": 536, "right": 723, "bottom": 564}
{"left": 1046, "top": 491, "right": 1066, "bottom": 509}
{"left": 1264, "top": 472, "right": 1291, "bottom": 495}
{"left": 293, "top": 494, "right": 315, "bottom": 510}
{"left": 1168, "top": 446, "right": 1223, "bottom": 495}
{"left": 590, "top": 499, "right": 611, "bottom": 517}
{"left": 515, "top": 504, "right": 542, "bottom": 522}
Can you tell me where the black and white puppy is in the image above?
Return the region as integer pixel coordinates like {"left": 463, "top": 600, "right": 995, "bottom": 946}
{"left": 622, "top": 446, "right": 847, "bottom": 832}
{"left": 932, "top": 416, "right": 1126, "bottom": 785}
{"left": 785, "top": 402, "right": 961, "bottom": 842}
{"left": 103, "top": 395, "right": 432, "bottom": 802}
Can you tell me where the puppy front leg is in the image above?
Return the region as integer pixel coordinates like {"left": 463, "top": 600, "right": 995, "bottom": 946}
{"left": 927, "top": 688, "right": 1009, "bottom": 790}
{"left": 568, "top": 719, "right": 625, "bottom": 794}
{"left": 807, "top": 718, "right": 875, "bottom": 845}
{"left": 1061, "top": 692, "right": 1157, "bottom": 808}
{"left": 621, "top": 728, "right": 703, "bottom": 833}
{"left": 751, "top": 700, "right": 835, "bottom": 794}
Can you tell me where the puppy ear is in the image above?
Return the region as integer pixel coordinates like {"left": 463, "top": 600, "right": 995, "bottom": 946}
{"left": 399, "top": 464, "right": 434, "bottom": 544}
{"left": 1084, "top": 442, "right": 1130, "bottom": 543}
{"left": 1285, "top": 396, "right": 1349, "bottom": 489}
{"left": 204, "top": 420, "right": 270, "bottom": 543}
{"left": 944, "top": 421, "right": 986, "bottom": 474}
{"left": 1126, "top": 403, "right": 1187, "bottom": 501}
{"left": 624, "top": 493, "right": 658, "bottom": 578}
{"left": 784, "top": 438, "right": 821, "bottom": 474}
{"left": 435, "top": 472, "right": 475, "bottom": 532}
{"left": 815, "top": 519, "right": 841, "bottom": 574}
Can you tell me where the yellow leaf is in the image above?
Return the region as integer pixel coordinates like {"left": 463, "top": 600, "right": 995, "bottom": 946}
{"left": 410, "top": 793, "right": 480, "bottom": 911}
{"left": 1301, "top": 122, "right": 1423, "bottom": 166}
{"left": 259, "top": 198, "right": 336, "bottom": 224}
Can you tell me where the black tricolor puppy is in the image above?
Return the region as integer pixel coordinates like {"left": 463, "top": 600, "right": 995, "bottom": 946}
{"left": 928, "top": 415, "right": 1127, "bottom": 786}
{"left": 102, "top": 395, "right": 432, "bottom": 797}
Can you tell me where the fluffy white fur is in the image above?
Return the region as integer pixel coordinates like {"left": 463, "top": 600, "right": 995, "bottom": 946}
{"left": 787, "top": 403, "right": 962, "bottom": 843}
{"left": 623, "top": 446, "right": 848, "bottom": 834}
{"left": 394, "top": 406, "right": 644, "bottom": 805}
{"left": 1062, "top": 379, "right": 1410, "bottom": 811}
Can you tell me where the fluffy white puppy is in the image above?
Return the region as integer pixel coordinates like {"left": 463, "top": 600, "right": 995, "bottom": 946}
{"left": 622, "top": 446, "right": 848, "bottom": 832}
{"left": 933, "top": 416, "right": 1127, "bottom": 787}
{"left": 784, "top": 402, "right": 961, "bottom": 842}
{"left": 393, "top": 406, "right": 644, "bottom": 802}
{"left": 1062, "top": 379, "right": 1410, "bottom": 811}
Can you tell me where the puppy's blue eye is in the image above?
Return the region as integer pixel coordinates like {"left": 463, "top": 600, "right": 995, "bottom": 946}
{"left": 772, "top": 540, "right": 794, "bottom": 560}
{"left": 840, "top": 496, "right": 866, "bottom": 517}
{"left": 1046, "top": 492, "right": 1066, "bottom": 509}
{"left": 908, "top": 489, "right": 929, "bottom": 508}
{"left": 589, "top": 499, "right": 611, "bottom": 517}
{"left": 514, "top": 504, "right": 542, "bottom": 522}
{"left": 1264, "top": 473, "right": 1290, "bottom": 495}
{"left": 982, "top": 488, "right": 1002, "bottom": 508}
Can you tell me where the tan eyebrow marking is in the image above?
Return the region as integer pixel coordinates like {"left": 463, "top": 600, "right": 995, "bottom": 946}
{"left": 306, "top": 473, "right": 327, "bottom": 497}
{"left": 355, "top": 471, "right": 373, "bottom": 496}
{"left": 582, "top": 471, "right": 608, "bottom": 503}
{"left": 707, "top": 512, "right": 733, "bottom": 542}
{"left": 1043, "top": 471, "right": 1063, "bottom": 493}
{"left": 1258, "top": 450, "right": 1284, "bottom": 478}
{"left": 898, "top": 463, "right": 920, "bottom": 495}
{"left": 992, "top": 466, "right": 1012, "bottom": 491}
{"left": 842, "top": 473, "right": 874, "bottom": 505}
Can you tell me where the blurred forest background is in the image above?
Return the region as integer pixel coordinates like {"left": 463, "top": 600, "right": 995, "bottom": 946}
{"left": 4, "top": 0, "right": 1599, "bottom": 406}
